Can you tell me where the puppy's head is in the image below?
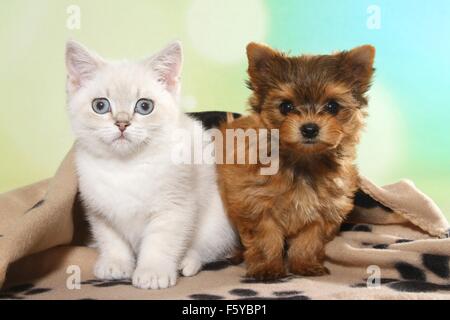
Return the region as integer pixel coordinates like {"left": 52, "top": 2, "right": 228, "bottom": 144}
{"left": 246, "top": 43, "right": 375, "bottom": 155}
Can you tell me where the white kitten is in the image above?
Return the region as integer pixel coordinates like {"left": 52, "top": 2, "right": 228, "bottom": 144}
{"left": 66, "top": 40, "right": 236, "bottom": 289}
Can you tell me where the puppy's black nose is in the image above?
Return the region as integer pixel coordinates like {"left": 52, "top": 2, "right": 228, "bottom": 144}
{"left": 300, "top": 123, "right": 319, "bottom": 139}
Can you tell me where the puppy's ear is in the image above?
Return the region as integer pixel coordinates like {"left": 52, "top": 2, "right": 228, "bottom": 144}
{"left": 66, "top": 40, "right": 105, "bottom": 93}
{"left": 342, "top": 45, "right": 376, "bottom": 93}
{"left": 247, "top": 43, "right": 278, "bottom": 71}
{"left": 246, "top": 42, "right": 281, "bottom": 86}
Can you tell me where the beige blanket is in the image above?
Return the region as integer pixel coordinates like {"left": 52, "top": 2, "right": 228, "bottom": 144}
{"left": 0, "top": 147, "right": 449, "bottom": 300}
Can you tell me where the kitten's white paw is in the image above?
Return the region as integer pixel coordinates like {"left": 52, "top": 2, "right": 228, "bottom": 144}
{"left": 132, "top": 267, "right": 177, "bottom": 290}
{"left": 180, "top": 256, "right": 202, "bottom": 277}
{"left": 94, "top": 257, "right": 134, "bottom": 280}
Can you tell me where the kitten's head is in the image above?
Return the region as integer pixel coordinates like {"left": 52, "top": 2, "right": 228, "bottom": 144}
{"left": 66, "top": 40, "right": 183, "bottom": 157}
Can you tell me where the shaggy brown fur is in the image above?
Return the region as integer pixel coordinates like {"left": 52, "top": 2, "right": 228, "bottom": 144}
{"left": 217, "top": 43, "right": 375, "bottom": 280}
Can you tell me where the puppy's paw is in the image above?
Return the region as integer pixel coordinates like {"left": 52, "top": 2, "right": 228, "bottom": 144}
{"left": 290, "top": 263, "right": 330, "bottom": 277}
{"left": 246, "top": 269, "right": 287, "bottom": 281}
{"left": 94, "top": 257, "right": 134, "bottom": 280}
{"left": 132, "top": 266, "right": 177, "bottom": 290}
{"left": 246, "top": 263, "right": 287, "bottom": 281}
{"left": 179, "top": 256, "right": 202, "bottom": 277}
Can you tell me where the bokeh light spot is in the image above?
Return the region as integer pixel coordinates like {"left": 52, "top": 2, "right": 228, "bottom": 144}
{"left": 357, "top": 83, "right": 407, "bottom": 184}
{"left": 186, "top": 0, "right": 268, "bottom": 63}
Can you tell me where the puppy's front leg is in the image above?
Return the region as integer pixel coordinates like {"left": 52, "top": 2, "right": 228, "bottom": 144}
{"left": 133, "top": 209, "right": 193, "bottom": 290}
{"left": 241, "top": 214, "right": 286, "bottom": 280}
{"left": 288, "top": 221, "right": 330, "bottom": 276}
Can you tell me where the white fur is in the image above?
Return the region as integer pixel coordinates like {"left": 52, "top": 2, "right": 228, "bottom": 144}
{"left": 66, "top": 40, "right": 236, "bottom": 289}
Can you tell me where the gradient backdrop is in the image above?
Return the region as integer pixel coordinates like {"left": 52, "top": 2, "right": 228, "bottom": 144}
{"left": 0, "top": 0, "right": 449, "bottom": 218}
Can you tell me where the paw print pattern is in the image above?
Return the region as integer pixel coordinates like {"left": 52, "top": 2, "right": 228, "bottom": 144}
{"left": 0, "top": 283, "right": 51, "bottom": 300}
{"left": 25, "top": 199, "right": 45, "bottom": 214}
{"left": 188, "top": 287, "right": 310, "bottom": 300}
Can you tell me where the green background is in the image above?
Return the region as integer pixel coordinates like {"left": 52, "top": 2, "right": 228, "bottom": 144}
{"left": 0, "top": 0, "right": 449, "bottom": 218}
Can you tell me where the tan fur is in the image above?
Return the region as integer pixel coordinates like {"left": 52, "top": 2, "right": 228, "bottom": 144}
{"left": 217, "top": 43, "right": 375, "bottom": 279}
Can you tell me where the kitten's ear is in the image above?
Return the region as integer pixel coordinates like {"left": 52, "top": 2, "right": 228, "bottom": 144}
{"left": 342, "top": 45, "right": 376, "bottom": 92}
{"left": 246, "top": 42, "right": 280, "bottom": 79}
{"left": 146, "top": 41, "right": 183, "bottom": 95}
{"left": 66, "top": 40, "right": 105, "bottom": 92}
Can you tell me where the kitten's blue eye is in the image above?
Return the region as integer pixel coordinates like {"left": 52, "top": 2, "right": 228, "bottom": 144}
{"left": 135, "top": 99, "right": 154, "bottom": 115}
{"left": 92, "top": 98, "right": 111, "bottom": 114}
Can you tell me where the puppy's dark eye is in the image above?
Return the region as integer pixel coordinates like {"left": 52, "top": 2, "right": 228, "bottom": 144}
{"left": 279, "top": 101, "right": 295, "bottom": 115}
{"left": 92, "top": 98, "right": 111, "bottom": 114}
{"left": 324, "top": 101, "right": 340, "bottom": 115}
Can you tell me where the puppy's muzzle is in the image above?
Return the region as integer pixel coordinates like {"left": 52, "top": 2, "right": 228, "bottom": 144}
{"left": 300, "top": 123, "right": 319, "bottom": 140}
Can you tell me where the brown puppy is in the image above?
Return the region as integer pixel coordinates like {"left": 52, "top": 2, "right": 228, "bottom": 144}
{"left": 217, "top": 43, "right": 375, "bottom": 280}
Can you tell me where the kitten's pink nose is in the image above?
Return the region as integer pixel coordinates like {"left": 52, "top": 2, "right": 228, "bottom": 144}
{"left": 115, "top": 121, "right": 130, "bottom": 132}
{"left": 114, "top": 112, "right": 131, "bottom": 133}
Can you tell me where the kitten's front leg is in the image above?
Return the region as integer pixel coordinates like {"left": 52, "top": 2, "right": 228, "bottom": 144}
{"left": 133, "top": 209, "right": 193, "bottom": 290}
{"left": 89, "top": 215, "right": 135, "bottom": 280}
